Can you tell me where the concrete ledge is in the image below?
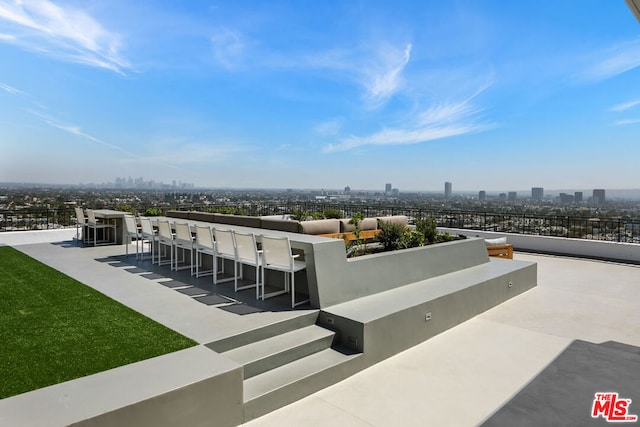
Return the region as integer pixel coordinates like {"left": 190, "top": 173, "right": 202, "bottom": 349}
{"left": 260, "top": 218, "right": 301, "bottom": 233}
{"left": 0, "top": 346, "right": 244, "bottom": 427}
{"left": 442, "top": 228, "right": 640, "bottom": 264}
{"left": 213, "top": 214, "right": 263, "bottom": 228}
{"left": 319, "top": 259, "right": 537, "bottom": 365}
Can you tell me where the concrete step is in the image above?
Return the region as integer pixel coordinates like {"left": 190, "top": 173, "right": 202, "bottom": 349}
{"left": 205, "top": 311, "right": 318, "bottom": 353}
{"left": 222, "top": 325, "right": 336, "bottom": 379}
{"left": 243, "top": 348, "right": 363, "bottom": 421}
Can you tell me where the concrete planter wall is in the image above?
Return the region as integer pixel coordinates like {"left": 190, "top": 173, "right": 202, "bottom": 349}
{"left": 311, "top": 238, "right": 490, "bottom": 308}
{"left": 441, "top": 228, "right": 640, "bottom": 264}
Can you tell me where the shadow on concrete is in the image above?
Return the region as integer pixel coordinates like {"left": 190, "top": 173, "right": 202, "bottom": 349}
{"left": 481, "top": 340, "right": 640, "bottom": 427}
{"left": 193, "top": 294, "right": 236, "bottom": 306}
{"left": 94, "top": 254, "right": 307, "bottom": 314}
{"left": 218, "top": 302, "right": 266, "bottom": 315}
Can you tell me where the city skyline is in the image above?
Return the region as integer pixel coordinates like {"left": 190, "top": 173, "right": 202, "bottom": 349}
{"left": 1, "top": 1, "right": 640, "bottom": 191}
{"left": 3, "top": 178, "right": 639, "bottom": 200}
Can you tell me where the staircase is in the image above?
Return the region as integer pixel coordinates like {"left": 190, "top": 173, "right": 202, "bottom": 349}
{"left": 206, "top": 312, "right": 363, "bottom": 422}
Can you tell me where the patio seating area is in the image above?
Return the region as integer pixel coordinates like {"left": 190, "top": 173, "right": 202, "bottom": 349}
{"left": 1, "top": 226, "right": 639, "bottom": 426}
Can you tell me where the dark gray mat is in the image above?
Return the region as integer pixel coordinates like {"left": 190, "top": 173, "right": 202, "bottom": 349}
{"left": 481, "top": 340, "right": 640, "bottom": 427}
{"left": 123, "top": 266, "right": 147, "bottom": 274}
{"left": 218, "top": 303, "right": 264, "bottom": 315}
{"left": 194, "top": 295, "right": 235, "bottom": 305}
{"left": 139, "top": 272, "right": 166, "bottom": 280}
{"left": 158, "top": 279, "right": 190, "bottom": 289}
{"left": 176, "top": 287, "right": 210, "bottom": 296}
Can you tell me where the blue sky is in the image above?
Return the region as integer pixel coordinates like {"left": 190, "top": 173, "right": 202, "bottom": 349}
{"left": 1, "top": 1, "right": 639, "bottom": 191}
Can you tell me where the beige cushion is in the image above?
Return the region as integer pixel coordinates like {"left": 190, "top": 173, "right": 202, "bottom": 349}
{"left": 340, "top": 217, "right": 378, "bottom": 232}
{"left": 300, "top": 219, "right": 341, "bottom": 235}
{"left": 360, "top": 218, "right": 378, "bottom": 231}
{"left": 485, "top": 237, "right": 508, "bottom": 246}
{"left": 377, "top": 215, "right": 408, "bottom": 228}
{"left": 339, "top": 219, "right": 355, "bottom": 232}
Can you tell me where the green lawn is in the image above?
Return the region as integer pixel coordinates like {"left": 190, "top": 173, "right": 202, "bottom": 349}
{"left": 0, "top": 246, "right": 197, "bottom": 399}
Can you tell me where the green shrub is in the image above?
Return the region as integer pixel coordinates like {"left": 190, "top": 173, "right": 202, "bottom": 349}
{"left": 377, "top": 220, "right": 408, "bottom": 251}
{"left": 437, "top": 231, "right": 455, "bottom": 242}
{"left": 290, "top": 209, "right": 306, "bottom": 221}
{"left": 207, "top": 206, "right": 244, "bottom": 215}
{"left": 407, "top": 230, "right": 425, "bottom": 248}
{"left": 322, "top": 209, "right": 343, "bottom": 219}
{"left": 310, "top": 211, "right": 325, "bottom": 220}
{"left": 115, "top": 204, "right": 136, "bottom": 214}
{"left": 415, "top": 216, "right": 437, "bottom": 244}
{"left": 144, "top": 208, "right": 163, "bottom": 216}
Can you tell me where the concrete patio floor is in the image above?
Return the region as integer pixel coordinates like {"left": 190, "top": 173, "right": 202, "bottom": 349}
{"left": 1, "top": 230, "right": 639, "bottom": 426}
{"left": 246, "top": 253, "right": 640, "bottom": 426}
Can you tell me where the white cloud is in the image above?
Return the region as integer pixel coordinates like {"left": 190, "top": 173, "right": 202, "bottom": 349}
{"left": 0, "top": 0, "right": 129, "bottom": 73}
{"left": 314, "top": 118, "right": 344, "bottom": 136}
{"left": 363, "top": 43, "right": 412, "bottom": 106}
{"left": 0, "top": 81, "right": 27, "bottom": 95}
{"left": 610, "top": 99, "right": 640, "bottom": 112}
{"left": 578, "top": 39, "right": 640, "bottom": 82}
{"left": 612, "top": 118, "right": 640, "bottom": 126}
{"left": 33, "top": 111, "right": 130, "bottom": 153}
{"left": 295, "top": 42, "right": 412, "bottom": 107}
{"left": 210, "top": 29, "right": 245, "bottom": 69}
{"left": 323, "top": 88, "right": 494, "bottom": 153}
{"left": 220, "top": 36, "right": 412, "bottom": 108}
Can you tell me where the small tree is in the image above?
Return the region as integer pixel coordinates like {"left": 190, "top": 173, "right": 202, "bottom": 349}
{"left": 349, "top": 213, "right": 365, "bottom": 240}
{"left": 345, "top": 213, "right": 366, "bottom": 255}
{"left": 415, "top": 216, "right": 438, "bottom": 244}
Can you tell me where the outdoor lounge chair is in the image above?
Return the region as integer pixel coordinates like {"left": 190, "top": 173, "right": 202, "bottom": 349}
{"left": 260, "top": 234, "right": 308, "bottom": 308}
{"left": 173, "top": 222, "right": 195, "bottom": 274}
{"left": 156, "top": 220, "right": 174, "bottom": 267}
{"left": 74, "top": 207, "right": 87, "bottom": 245}
{"left": 212, "top": 227, "right": 237, "bottom": 285}
{"left": 138, "top": 216, "right": 158, "bottom": 263}
{"left": 85, "top": 209, "right": 116, "bottom": 246}
{"left": 233, "top": 231, "right": 262, "bottom": 294}
{"left": 123, "top": 215, "right": 141, "bottom": 258}
{"left": 194, "top": 225, "right": 215, "bottom": 278}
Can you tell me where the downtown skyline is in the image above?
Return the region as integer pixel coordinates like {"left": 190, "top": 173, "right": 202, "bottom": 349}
{"left": 1, "top": 1, "right": 640, "bottom": 191}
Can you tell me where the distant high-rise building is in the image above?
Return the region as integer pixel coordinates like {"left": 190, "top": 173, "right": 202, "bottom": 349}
{"left": 574, "top": 192, "right": 583, "bottom": 202}
{"left": 499, "top": 193, "right": 507, "bottom": 201}
{"left": 385, "top": 183, "right": 392, "bottom": 193}
{"left": 478, "top": 190, "right": 486, "bottom": 201}
{"left": 391, "top": 188, "right": 399, "bottom": 197}
{"left": 532, "top": 187, "right": 544, "bottom": 201}
{"left": 344, "top": 186, "right": 351, "bottom": 193}
{"left": 560, "top": 193, "right": 575, "bottom": 204}
{"left": 508, "top": 191, "right": 517, "bottom": 201}
{"left": 444, "top": 182, "right": 452, "bottom": 198}
{"left": 593, "top": 189, "right": 606, "bottom": 204}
